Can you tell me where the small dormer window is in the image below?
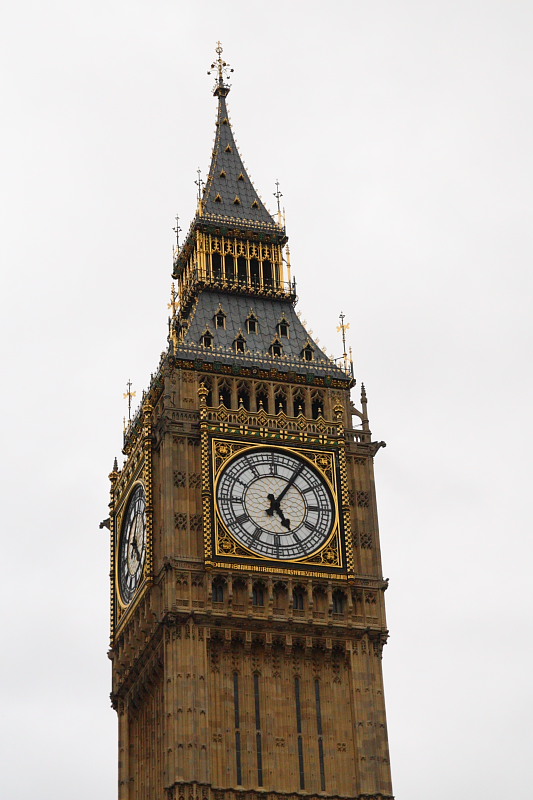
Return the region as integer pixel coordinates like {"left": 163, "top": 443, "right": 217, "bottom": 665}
{"left": 270, "top": 339, "right": 282, "bottom": 357}
{"left": 215, "top": 310, "right": 226, "bottom": 329}
{"left": 202, "top": 331, "right": 213, "bottom": 348}
{"left": 251, "top": 200, "right": 259, "bottom": 209}
{"left": 237, "top": 172, "right": 245, "bottom": 182}
{"left": 246, "top": 313, "right": 258, "bottom": 334}
{"left": 277, "top": 319, "right": 289, "bottom": 338}
{"left": 219, "top": 170, "right": 227, "bottom": 178}
{"left": 234, "top": 335, "right": 246, "bottom": 354}
{"left": 233, "top": 196, "right": 241, "bottom": 205}
{"left": 225, "top": 144, "right": 232, "bottom": 153}
{"left": 302, "top": 344, "right": 314, "bottom": 361}
{"left": 215, "top": 193, "right": 222, "bottom": 203}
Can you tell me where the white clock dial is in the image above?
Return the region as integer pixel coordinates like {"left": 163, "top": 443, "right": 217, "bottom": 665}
{"left": 216, "top": 448, "right": 335, "bottom": 560}
{"left": 118, "top": 484, "right": 147, "bottom": 604}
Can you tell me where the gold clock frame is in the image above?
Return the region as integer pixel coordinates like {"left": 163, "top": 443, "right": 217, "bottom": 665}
{"left": 204, "top": 435, "right": 347, "bottom": 573}
{"left": 110, "top": 401, "right": 155, "bottom": 639}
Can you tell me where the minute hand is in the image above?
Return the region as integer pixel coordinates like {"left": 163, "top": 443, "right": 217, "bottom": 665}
{"left": 275, "top": 464, "right": 305, "bottom": 505}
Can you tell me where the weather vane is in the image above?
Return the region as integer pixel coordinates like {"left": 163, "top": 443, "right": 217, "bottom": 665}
{"left": 195, "top": 168, "right": 204, "bottom": 202}
{"left": 172, "top": 213, "right": 182, "bottom": 248}
{"left": 207, "top": 41, "right": 234, "bottom": 88}
{"left": 123, "top": 379, "right": 136, "bottom": 422}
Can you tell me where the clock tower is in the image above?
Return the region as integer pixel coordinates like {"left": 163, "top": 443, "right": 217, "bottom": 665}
{"left": 108, "top": 45, "right": 394, "bottom": 800}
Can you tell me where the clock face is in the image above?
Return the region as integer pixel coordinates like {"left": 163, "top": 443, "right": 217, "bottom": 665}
{"left": 216, "top": 447, "right": 335, "bottom": 560}
{"left": 118, "top": 484, "right": 147, "bottom": 604}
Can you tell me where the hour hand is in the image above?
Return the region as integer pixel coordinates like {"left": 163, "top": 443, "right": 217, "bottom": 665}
{"left": 266, "top": 493, "right": 277, "bottom": 516}
{"left": 277, "top": 509, "right": 291, "bottom": 530}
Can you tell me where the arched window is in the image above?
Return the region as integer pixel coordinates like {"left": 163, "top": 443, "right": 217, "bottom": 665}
{"left": 275, "top": 387, "right": 287, "bottom": 414}
{"left": 212, "top": 252, "right": 222, "bottom": 280}
{"left": 250, "top": 258, "right": 260, "bottom": 287}
{"left": 332, "top": 591, "right": 345, "bottom": 615}
{"left": 213, "top": 580, "right": 225, "bottom": 603}
{"left": 256, "top": 384, "right": 269, "bottom": 413}
{"left": 218, "top": 380, "right": 232, "bottom": 408}
{"left": 262, "top": 260, "right": 273, "bottom": 286}
{"left": 292, "top": 389, "right": 305, "bottom": 417}
{"left": 293, "top": 588, "right": 305, "bottom": 611}
{"left": 237, "top": 381, "right": 251, "bottom": 411}
{"left": 252, "top": 583, "right": 265, "bottom": 607}
{"left": 311, "top": 391, "right": 324, "bottom": 419}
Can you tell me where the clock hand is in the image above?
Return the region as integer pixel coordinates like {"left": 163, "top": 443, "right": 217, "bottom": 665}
{"left": 275, "top": 506, "right": 291, "bottom": 530}
{"left": 266, "top": 493, "right": 292, "bottom": 530}
{"left": 130, "top": 536, "right": 140, "bottom": 560}
{"left": 274, "top": 464, "right": 304, "bottom": 506}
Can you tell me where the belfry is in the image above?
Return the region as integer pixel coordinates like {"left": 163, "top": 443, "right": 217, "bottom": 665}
{"left": 108, "top": 44, "right": 394, "bottom": 800}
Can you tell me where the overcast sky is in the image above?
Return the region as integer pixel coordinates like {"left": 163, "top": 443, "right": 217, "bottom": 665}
{"left": 1, "top": 2, "right": 532, "bottom": 798}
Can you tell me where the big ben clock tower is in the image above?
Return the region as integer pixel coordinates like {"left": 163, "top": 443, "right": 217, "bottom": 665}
{"left": 108, "top": 45, "right": 394, "bottom": 800}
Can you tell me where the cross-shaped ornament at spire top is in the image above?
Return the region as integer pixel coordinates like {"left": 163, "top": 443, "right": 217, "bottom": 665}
{"left": 207, "top": 41, "right": 234, "bottom": 89}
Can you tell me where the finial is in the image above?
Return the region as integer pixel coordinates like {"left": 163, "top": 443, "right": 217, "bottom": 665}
{"left": 113, "top": 456, "right": 118, "bottom": 472}
{"left": 337, "top": 312, "right": 351, "bottom": 372}
{"left": 123, "top": 379, "right": 136, "bottom": 421}
{"left": 274, "top": 180, "right": 283, "bottom": 226}
{"left": 167, "top": 282, "right": 178, "bottom": 316}
{"left": 361, "top": 382, "right": 367, "bottom": 404}
{"left": 285, "top": 244, "right": 292, "bottom": 283}
{"left": 173, "top": 213, "right": 182, "bottom": 247}
{"left": 195, "top": 168, "right": 204, "bottom": 202}
{"left": 208, "top": 41, "right": 234, "bottom": 96}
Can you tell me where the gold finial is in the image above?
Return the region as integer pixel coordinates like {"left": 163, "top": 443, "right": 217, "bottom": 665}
{"left": 167, "top": 282, "right": 178, "bottom": 316}
{"left": 286, "top": 244, "right": 292, "bottom": 283}
{"left": 123, "top": 379, "right": 136, "bottom": 421}
{"left": 172, "top": 213, "right": 181, "bottom": 247}
{"left": 274, "top": 180, "right": 283, "bottom": 227}
{"left": 195, "top": 167, "right": 204, "bottom": 202}
{"left": 337, "top": 312, "right": 351, "bottom": 372}
{"left": 207, "top": 41, "right": 234, "bottom": 94}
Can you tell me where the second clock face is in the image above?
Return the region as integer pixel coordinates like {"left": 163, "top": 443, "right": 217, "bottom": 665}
{"left": 118, "top": 484, "right": 147, "bottom": 605}
{"left": 216, "top": 447, "right": 335, "bottom": 560}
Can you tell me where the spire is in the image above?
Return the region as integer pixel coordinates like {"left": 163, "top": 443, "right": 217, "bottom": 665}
{"left": 201, "top": 43, "right": 277, "bottom": 228}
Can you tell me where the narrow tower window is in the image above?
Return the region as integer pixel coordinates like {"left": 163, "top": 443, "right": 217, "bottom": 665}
{"left": 212, "top": 580, "right": 225, "bottom": 603}
{"left": 295, "top": 676, "right": 305, "bottom": 789}
{"left": 233, "top": 672, "right": 242, "bottom": 785}
{"left": 254, "top": 673, "right": 263, "bottom": 786}
{"left": 315, "top": 679, "right": 326, "bottom": 791}
{"left": 252, "top": 583, "right": 265, "bottom": 606}
{"left": 293, "top": 588, "right": 304, "bottom": 611}
{"left": 247, "top": 315, "right": 258, "bottom": 334}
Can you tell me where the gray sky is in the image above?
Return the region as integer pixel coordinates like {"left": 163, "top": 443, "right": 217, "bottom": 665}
{"left": 1, "top": 1, "right": 532, "bottom": 797}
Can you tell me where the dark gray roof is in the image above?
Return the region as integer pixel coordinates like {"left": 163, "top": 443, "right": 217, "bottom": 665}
{"left": 174, "top": 291, "right": 349, "bottom": 381}
{"left": 201, "top": 92, "right": 277, "bottom": 229}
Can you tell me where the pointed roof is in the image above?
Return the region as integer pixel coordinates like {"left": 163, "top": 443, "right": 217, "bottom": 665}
{"left": 201, "top": 85, "right": 276, "bottom": 227}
